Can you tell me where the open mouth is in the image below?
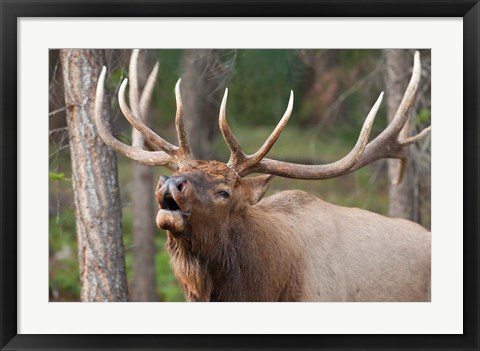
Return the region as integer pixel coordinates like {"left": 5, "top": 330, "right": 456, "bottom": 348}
{"left": 162, "top": 192, "right": 181, "bottom": 212}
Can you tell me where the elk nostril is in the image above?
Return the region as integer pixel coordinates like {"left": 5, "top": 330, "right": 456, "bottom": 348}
{"left": 177, "top": 180, "right": 188, "bottom": 192}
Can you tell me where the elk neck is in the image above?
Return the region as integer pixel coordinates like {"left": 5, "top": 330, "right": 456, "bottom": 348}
{"left": 164, "top": 204, "right": 305, "bottom": 301}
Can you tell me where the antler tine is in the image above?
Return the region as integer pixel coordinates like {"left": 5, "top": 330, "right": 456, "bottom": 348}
{"left": 380, "top": 50, "right": 422, "bottom": 140}
{"left": 246, "top": 91, "right": 294, "bottom": 170}
{"left": 130, "top": 49, "right": 160, "bottom": 124}
{"left": 94, "top": 66, "right": 177, "bottom": 168}
{"left": 140, "top": 61, "right": 159, "bottom": 119}
{"left": 248, "top": 92, "right": 383, "bottom": 179}
{"left": 219, "top": 88, "right": 247, "bottom": 168}
{"left": 129, "top": 48, "right": 148, "bottom": 152}
{"left": 391, "top": 125, "right": 431, "bottom": 185}
{"left": 174, "top": 79, "right": 194, "bottom": 159}
{"left": 139, "top": 59, "right": 160, "bottom": 152}
{"left": 401, "top": 125, "right": 432, "bottom": 146}
{"left": 118, "top": 79, "right": 178, "bottom": 155}
{"left": 129, "top": 49, "right": 141, "bottom": 118}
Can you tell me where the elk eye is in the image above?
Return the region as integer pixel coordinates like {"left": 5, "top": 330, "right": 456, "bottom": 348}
{"left": 216, "top": 190, "right": 230, "bottom": 199}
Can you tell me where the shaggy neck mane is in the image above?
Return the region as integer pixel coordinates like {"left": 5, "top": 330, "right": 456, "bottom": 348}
{"left": 165, "top": 207, "right": 304, "bottom": 302}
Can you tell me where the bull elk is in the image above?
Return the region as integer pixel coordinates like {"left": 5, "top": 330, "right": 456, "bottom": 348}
{"left": 94, "top": 50, "right": 431, "bottom": 302}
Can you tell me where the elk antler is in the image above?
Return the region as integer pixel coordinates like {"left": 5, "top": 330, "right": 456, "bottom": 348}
{"left": 219, "top": 89, "right": 295, "bottom": 175}
{"left": 219, "top": 51, "right": 430, "bottom": 180}
{"left": 94, "top": 66, "right": 177, "bottom": 168}
{"left": 118, "top": 77, "right": 194, "bottom": 160}
{"left": 94, "top": 49, "right": 195, "bottom": 169}
{"left": 346, "top": 51, "right": 431, "bottom": 183}
{"left": 126, "top": 49, "right": 194, "bottom": 158}
{"left": 220, "top": 89, "right": 383, "bottom": 179}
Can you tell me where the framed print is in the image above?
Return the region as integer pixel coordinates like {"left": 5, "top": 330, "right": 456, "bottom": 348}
{"left": 2, "top": 1, "right": 479, "bottom": 350}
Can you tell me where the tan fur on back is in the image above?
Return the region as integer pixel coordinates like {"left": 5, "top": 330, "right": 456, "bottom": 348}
{"left": 256, "top": 190, "right": 431, "bottom": 301}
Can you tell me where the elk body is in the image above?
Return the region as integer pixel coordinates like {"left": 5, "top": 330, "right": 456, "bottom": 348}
{"left": 94, "top": 50, "right": 431, "bottom": 302}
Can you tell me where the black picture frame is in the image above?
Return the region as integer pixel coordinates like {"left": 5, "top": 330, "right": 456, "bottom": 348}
{"left": 1, "top": 1, "right": 478, "bottom": 350}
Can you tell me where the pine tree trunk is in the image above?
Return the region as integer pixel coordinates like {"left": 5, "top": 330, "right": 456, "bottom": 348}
{"left": 130, "top": 50, "right": 157, "bottom": 301}
{"left": 60, "top": 49, "right": 128, "bottom": 301}
{"left": 131, "top": 163, "right": 156, "bottom": 301}
{"left": 384, "top": 49, "right": 418, "bottom": 222}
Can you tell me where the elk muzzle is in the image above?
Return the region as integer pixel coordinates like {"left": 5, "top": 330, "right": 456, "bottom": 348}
{"left": 155, "top": 176, "right": 192, "bottom": 234}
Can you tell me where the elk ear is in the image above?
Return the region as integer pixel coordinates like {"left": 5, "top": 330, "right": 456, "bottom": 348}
{"left": 243, "top": 175, "right": 274, "bottom": 205}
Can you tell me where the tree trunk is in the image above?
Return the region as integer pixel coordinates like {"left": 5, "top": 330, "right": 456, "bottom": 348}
{"left": 131, "top": 163, "right": 156, "bottom": 301}
{"left": 384, "top": 49, "right": 418, "bottom": 222}
{"left": 130, "top": 50, "right": 157, "bottom": 301}
{"left": 60, "top": 49, "right": 128, "bottom": 301}
{"left": 181, "top": 50, "right": 225, "bottom": 160}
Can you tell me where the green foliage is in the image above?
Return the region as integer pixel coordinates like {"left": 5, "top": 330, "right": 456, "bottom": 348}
{"left": 416, "top": 107, "right": 431, "bottom": 126}
{"left": 116, "top": 133, "right": 132, "bottom": 145}
{"left": 49, "top": 172, "right": 65, "bottom": 180}
{"left": 122, "top": 209, "right": 134, "bottom": 286}
{"left": 340, "top": 49, "right": 381, "bottom": 69}
{"left": 149, "top": 49, "right": 309, "bottom": 127}
{"left": 108, "top": 65, "right": 126, "bottom": 92}
{"left": 105, "top": 49, "right": 386, "bottom": 131}
{"left": 49, "top": 210, "right": 80, "bottom": 300}
{"left": 227, "top": 49, "right": 306, "bottom": 126}
{"left": 153, "top": 50, "right": 184, "bottom": 128}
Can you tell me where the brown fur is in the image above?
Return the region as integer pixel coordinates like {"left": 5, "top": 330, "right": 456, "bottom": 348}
{"left": 155, "top": 161, "right": 431, "bottom": 302}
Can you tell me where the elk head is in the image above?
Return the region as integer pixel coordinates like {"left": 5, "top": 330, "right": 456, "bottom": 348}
{"left": 94, "top": 49, "right": 430, "bottom": 247}
{"left": 153, "top": 159, "right": 275, "bottom": 238}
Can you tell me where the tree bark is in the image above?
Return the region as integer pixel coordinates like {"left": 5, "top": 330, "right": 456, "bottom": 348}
{"left": 130, "top": 50, "right": 157, "bottom": 301}
{"left": 60, "top": 49, "right": 128, "bottom": 301}
{"left": 181, "top": 50, "right": 225, "bottom": 160}
{"left": 131, "top": 163, "right": 156, "bottom": 301}
{"left": 384, "top": 49, "right": 418, "bottom": 222}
